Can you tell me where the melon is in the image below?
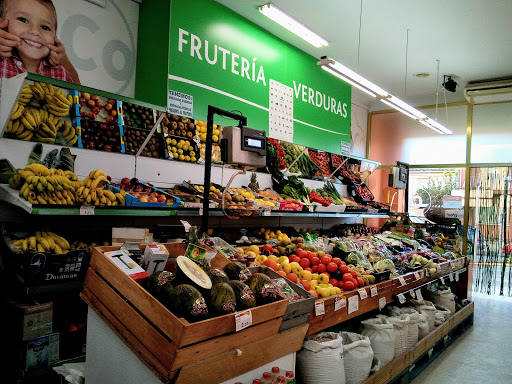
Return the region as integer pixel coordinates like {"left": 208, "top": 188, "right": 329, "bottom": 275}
{"left": 210, "top": 282, "right": 237, "bottom": 316}
{"left": 223, "top": 261, "right": 252, "bottom": 282}
{"left": 167, "top": 284, "right": 208, "bottom": 323}
{"left": 145, "top": 270, "right": 175, "bottom": 303}
{"left": 206, "top": 268, "right": 229, "bottom": 286}
{"left": 246, "top": 273, "right": 277, "bottom": 305}
{"left": 175, "top": 255, "right": 212, "bottom": 291}
{"left": 228, "top": 280, "right": 256, "bottom": 310}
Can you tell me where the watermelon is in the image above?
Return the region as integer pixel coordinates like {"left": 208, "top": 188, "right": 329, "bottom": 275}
{"left": 210, "top": 282, "right": 237, "bottom": 316}
{"left": 223, "top": 261, "right": 251, "bottom": 282}
{"left": 144, "top": 270, "right": 175, "bottom": 303}
{"left": 246, "top": 273, "right": 277, "bottom": 305}
{"left": 228, "top": 280, "right": 256, "bottom": 310}
{"left": 167, "top": 284, "right": 208, "bottom": 323}
{"left": 206, "top": 268, "right": 230, "bottom": 286}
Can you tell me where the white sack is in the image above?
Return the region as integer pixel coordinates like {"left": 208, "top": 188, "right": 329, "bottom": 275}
{"left": 341, "top": 332, "right": 373, "bottom": 384}
{"left": 361, "top": 317, "right": 395, "bottom": 367}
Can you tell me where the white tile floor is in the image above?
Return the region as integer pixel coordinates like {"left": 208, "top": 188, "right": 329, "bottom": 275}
{"left": 413, "top": 292, "right": 512, "bottom": 383}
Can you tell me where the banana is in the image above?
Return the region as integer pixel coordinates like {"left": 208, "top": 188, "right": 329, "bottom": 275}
{"left": 32, "top": 82, "right": 45, "bottom": 99}
{"left": 54, "top": 243, "right": 63, "bottom": 255}
{"left": 29, "top": 236, "right": 37, "bottom": 250}
{"left": 12, "top": 120, "right": 24, "bottom": 135}
{"left": 23, "top": 109, "right": 37, "bottom": 128}
{"left": 36, "top": 182, "right": 44, "bottom": 192}
{"left": 45, "top": 236, "right": 56, "bottom": 250}
{"left": 37, "top": 137, "right": 55, "bottom": 144}
{"left": 85, "top": 177, "right": 92, "bottom": 188}
{"left": 67, "top": 94, "right": 73, "bottom": 105}
{"left": 90, "top": 190, "right": 97, "bottom": 202}
{"left": 25, "top": 164, "right": 50, "bottom": 176}
{"left": 39, "top": 176, "right": 47, "bottom": 188}
{"left": 47, "top": 106, "right": 70, "bottom": 117}
{"left": 5, "top": 120, "right": 13, "bottom": 134}
{"left": 85, "top": 194, "right": 92, "bottom": 204}
{"left": 36, "top": 195, "right": 48, "bottom": 204}
{"left": 100, "top": 194, "right": 107, "bottom": 205}
{"left": 20, "top": 115, "right": 35, "bottom": 131}
{"left": 36, "top": 243, "right": 46, "bottom": 252}
{"left": 39, "top": 122, "right": 56, "bottom": 137}
{"left": 10, "top": 103, "right": 24, "bottom": 120}
{"left": 37, "top": 236, "right": 50, "bottom": 251}
{"left": 22, "top": 238, "right": 29, "bottom": 251}
{"left": 92, "top": 169, "right": 107, "bottom": 179}
{"left": 18, "top": 129, "right": 33, "bottom": 140}
{"left": 91, "top": 175, "right": 109, "bottom": 190}
{"left": 19, "top": 183, "right": 29, "bottom": 197}
{"left": 30, "top": 108, "right": 41, "bottom": 127}
{"left": 115, "top": 193, "right": 125, "bottom": 206}
{"left": 105, "top": 198, "right": 112, "bottom": 206}
{"left": 48, "top": 233, "right": 70, "bottom": 250}
{"left": 103, "top": 189, "right": 116, "bottom": 202}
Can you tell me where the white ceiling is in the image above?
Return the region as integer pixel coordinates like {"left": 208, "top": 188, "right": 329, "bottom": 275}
{"left": 216, "top": 0, "right": 512, "bottom": 110}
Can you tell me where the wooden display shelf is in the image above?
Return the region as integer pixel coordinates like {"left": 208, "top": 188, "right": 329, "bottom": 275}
{"left": 361, "top": 301, "right": 474, "bottom": 384}
{"left": 307, "top": 258, "right": 469, "bottom": 337}
{"left": 81, "top": 244, "right": 304, "bottom": 383}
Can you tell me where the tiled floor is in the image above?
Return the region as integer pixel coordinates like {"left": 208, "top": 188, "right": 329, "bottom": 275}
{"left": 413, "top": 292, "right": 512, "bottom": 383}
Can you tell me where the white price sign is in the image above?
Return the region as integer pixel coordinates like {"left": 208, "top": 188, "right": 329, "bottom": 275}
{"left": 315, "top": 300, "right": 325, "bottom": 316}
{"left": 415, "top": 289, "right": 424, "bottom": 302}
{"left": 379, "top": 297, "right": 387, "bottom": 310}
{"left": 410, "top": 290, "right": 416, "bottom": 298}
{"left": 398, "top": 276, "right": 407, "bottom": 286}
{"left": 334, "top": 296, "right": 346, "bottom": 311}
{"left": 235, "top": 309, "right": 252, "bottom": 332}
{"left": 455, "top": 272, "right": 460, "bottom": 282}
{"left": 449, "top": 273, "right": 455, "bottom": 282}
{"left": 80, "top": 205, "right": 95, "bottom": 215}
{"left": 348, "top": 295, "right": 359, "bottom": 314}
{"left": 370, "top": 286, "right": 378, "bottom": 297}
{"left": 263, "top": 209, "right": 271, "bottom": 216}
{"left": 398, "top": 293, "right": 406, "bottom": 304}
{"left": 414, "top": 272, "right": 421, "bottom": 281}
{"left": 440, "top": 276, "right": 445, "bottom": 285}
{"left": 358, "top": 288, "right": 368, "bottom": 300}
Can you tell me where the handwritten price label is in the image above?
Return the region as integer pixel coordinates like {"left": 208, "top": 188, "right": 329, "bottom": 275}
{"left": 315, "top": 300, "right": 325, "bottom": 316}
{"left": 398, "top": 276, "right": 407, "bottom": 286}
{"left": 263, "top": 209, "right": 271, "bottom": 216}
{"left": 370, "top": 286, "right": 378, "bottom": 297}
{"left": 414, "top": 272, "right": 421, "bottom": 281}
{"left": 358, "top": 288, "right": 368, "bottom": 300}
{"left": 449, "top": 273, "right": 455, "bottom": 282}
{"left": 334, "top": 296, "right": 346, "bottom": 311}
{"left": 379, "top": 297, "right": 387, "bottom": 309}
{"left": 348, "top": 295, "right": 359, "bottom": 314}
{"left": 235, "top": 309, "right": 252, "bottom": 332}
{"left": 80, "top": 205, "right": 95, "bottom": 215}
{"left": 440, "top": 276, "right": 445, "bottom": 285}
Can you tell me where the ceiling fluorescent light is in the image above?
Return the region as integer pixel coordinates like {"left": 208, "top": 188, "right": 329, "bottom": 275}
{"left": 259, "top": 3, "right": 328, "bottom": 48}
{"left": 317, "top": 56, "right": 453, "bottom": 135}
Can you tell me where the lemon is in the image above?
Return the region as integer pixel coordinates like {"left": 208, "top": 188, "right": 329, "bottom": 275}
{"left": 178, "top": 154, "right": 185, "bottom": 161}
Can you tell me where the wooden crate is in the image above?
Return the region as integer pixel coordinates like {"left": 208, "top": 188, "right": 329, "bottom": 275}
{"left": 82, "top": 245, "right": 295, "bottom": 382}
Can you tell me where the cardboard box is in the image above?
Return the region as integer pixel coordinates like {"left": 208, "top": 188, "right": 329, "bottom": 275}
{"left": 16, "top": 302, "right": 53, "bottom": 341}
{"left": 143, "top": 244, "right": 169, "bottom": 274}
{"left": 25, "top": 333, "right": 59, "bottom": 371}
{"left": 103, "top": 250, "right": 149, "bottom": 283}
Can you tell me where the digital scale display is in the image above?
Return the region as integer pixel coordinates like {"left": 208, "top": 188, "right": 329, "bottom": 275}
{"left": 245, "top": 137, "right": 264, "bottom": 149}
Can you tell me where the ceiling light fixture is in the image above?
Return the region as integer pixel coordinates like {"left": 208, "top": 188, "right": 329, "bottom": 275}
{"left": 318, "top": 57, "right": 453, "bottom": 135}
{"left": 258, "top": 3, "right": 328, "bottom": 48}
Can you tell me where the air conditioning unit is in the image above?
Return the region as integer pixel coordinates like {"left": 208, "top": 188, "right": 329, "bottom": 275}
{"left": 464, "top": 78, "right": 512, "bottom": 104}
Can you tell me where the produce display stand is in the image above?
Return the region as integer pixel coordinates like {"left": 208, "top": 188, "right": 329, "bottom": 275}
{"left": 307, "top": 257, "right": 471, "bottom": 337}
{"left": 81, "top": 244, "right": 309, "bottom": 383}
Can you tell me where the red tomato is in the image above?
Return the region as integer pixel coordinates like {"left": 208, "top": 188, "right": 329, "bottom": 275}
{"left": 327, "top": 262, "right": 338, "bottom": 273}
{"left": 289, "top": 255, "right": 300, "bottom": 263}
{"left": 306, "top": 251, "right": 316, "bottom": 259}
{"left": 286, "top": 273, "right": 299, "bottom": 283}
{"left": 339, "top": 265, "right": 349, "bottom": 274}
{"left": 310, "top": 256, "right": 321, "bottom": 266}
{"left": 262, "top": 244, "right": 273, "bottom": 252}
{"left": 299, "top": 258, "right": 310, "bottom": 269}
{"left": 295, "top": 248, "right": 305, "bottom": 258}
{"left": 339, "top": 260, "right": 346, "bottom": 266}
{"left": 320, "top": 255, "right": 332, "bottom": 265}
{"left": 311, "top": 265, "right": 318, "bottom": 272}
{"left": 316, "top": 263, "right": 327, "bottom": 273}
{"left": 342, "top": 273, "right": 353, "bottom": 282}
{"left": 300, "top": 280, "right": 312, "bottom": 291}
{"left": 349, "top": 270, "right": 358, "bottom": 279}
{"left": 332, "top": 257, "right": 342, "bottom": 266}
{"left": 329, "top": 278, "right": 339, "bottom": 287}
{"left": 298, "top": 251, "right": 309, "bottom": 259}
{"left": 356, "top": 277, "right": 365, "bottom": 287}
{"left": 343, "top": 280, "right": 355, "bottom": 290}
{"left": 304, "top": 267, "right": 313, "bottom": 273}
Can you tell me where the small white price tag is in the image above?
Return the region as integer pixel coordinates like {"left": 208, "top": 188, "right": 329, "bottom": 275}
{"left": 425, "top": 268, "right": 431, "bottom": 277}
{"left": 370, "top": 286, "right": 378, "bottom": 297}
{"left": 180, "top": 220, "right": 191, "bottom": 232}
{"left": 307, "top": 205, "right": 313, "bottom": 212}
{"left": 334, "top": 296, "right": 346, "bottom": 311}
{"left": 414, "top": 272, "right": 421, "bottom": 281}
{"left": 437, "top": 265, "right": 441, "bottom": 273}
{"left": 263, "top": 209, "right": 271, "bottom": 216}
{"left": 358, "top": 288, "right": 368, "bottom": 300}
{"left": 199, "top": 207, "right": 203, "bottom": 216}
{"left": 440, "top": 276, "right": 445, "bottom": 285}
{"left": 379, "top": 297, "right": 387, "bottom": 310}
{"left": 315, "top": 300, "right": 325, "bottom": 316}
{"left": 398, "top": 293, "right": 406, "bottom": 304}
{"left": 235, "top": 309, "right": 252, "bottom": 332}
{"left": 80, "top": 205, "right": 95, "bottom": 215}
{"left": 420, "top": 270, "right": 425, "bottom": 279}
{"left": 398, "top": 276, "right": 407, "bottom": 286}
{"left": 415, "top": 289, "right": 424, "bottom": 302}
{"left": 410, "top": 290, "right": 416, "bottom": 298}
{"left": 449, "top": 273, "right": 454, "bottom": 282}
{"left": 451, "top": 262, "right": 456, "bottom": 269}
{"left": 348, "top": 295, "right": 359, "bottom": 314}
{"left": 455, "top": 272, "right": 460, "bottom": 282}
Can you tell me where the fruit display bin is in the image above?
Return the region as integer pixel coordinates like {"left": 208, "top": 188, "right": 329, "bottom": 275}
{"left": 248, "top": 266, "right": 316, "bottom": 332}
{"left": 107, "top": 185, "right": 180, "bottom": 208}
{"left": 81, "top": 243, "right": 304, "bottom": 383}
{"left": 74, "top": 117, "right": 125, "bottom": 153}
{"left": 123, "top": 126, "right": 169, "bottom": 159}
{"left": 0, "top": 234, "right": 89, "bottom": 286}
{"left": 69, "top": 90, "right": 122, "bottom": 125}
{"left": 120, "top": 101, "right": 157, "bottom": 130}
{"left": 347, "top": 181, "right": 375, "bottom": 203}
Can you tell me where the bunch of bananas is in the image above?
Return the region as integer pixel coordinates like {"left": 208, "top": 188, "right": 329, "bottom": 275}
{"left": 76, "top": 169, "right": 124, "bottom": 206}
{"left": 11, "top": 231, "right": 71, "bottom": 255}
{"left": 4, "top": 82, "right": 77, "bottom": 146}
{"left": 70, "top": 240, "right": 110, "bottom": 254}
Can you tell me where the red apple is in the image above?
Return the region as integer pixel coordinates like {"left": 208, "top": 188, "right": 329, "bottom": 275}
{"left": 106, "top": 115, "right": 115, "bottom": 123}
{"left": 88, "top": 112, "right": 96, "bottom": 120}
{"left": 92, "top": 107, "right": 100, "bottom": 115}
{"left": 79, "top": 97, "right": 86, "bottom": 106}
{"left": 138, "top": 195, "right": 148, "bottom": 203}
{"left": 104, "top": 145, "right": 112, "bottom": 152}
{"left": 96, "top": 102, "right": 104, "bottom": 109}
{"left": 110, "top": 110, "right": 117, "bottom": 117}
{"left": 150, "top": 192, "right": 159, "bottom": 198}
{"left": 135, "top": 185, "right": 143, "bottom": 192}
{"left": 121, "top": 177, "right": 130, "bottom": 186}
{"left": 108, "top": 99, "right": 116, "bottom": 106}
{"left": 157, "top": 195, "right": 167, "bottom": 203}
{"left": 148, "top": 196, "right": 158, "bottom": 203}
{"left": 87, "top": 99, "right": 96, "bottom": 108}
{"left": 144, "top": 187, "right": 152, "bottom": 193}
{"left": 91, "top": 94, "right": 99, "bottom": 101}
{"left": 104, "top": 103, "right": 113, "bottom": 111}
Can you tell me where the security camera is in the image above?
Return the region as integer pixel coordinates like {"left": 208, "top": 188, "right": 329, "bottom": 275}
{"left": 442, "top": 75, "right": 457, "bottom": 92}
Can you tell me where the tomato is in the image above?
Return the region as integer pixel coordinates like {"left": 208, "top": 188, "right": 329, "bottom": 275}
{"left": 311, "top": 265, "right": 318, "bottom": 272}
{"left": 304, "top": 267, "right": 313, "bottom": 273}
{"left": 356, "top": 277, "right": 365, "bottom": 287}
{"left": 310, "top": 256, "right": 321, "bottom": 266}
{"left": 331, "top": 257, "right": 342, "bottom": 266}
{"left": 339, "top": 265, "right": 349, "bottom": 274}
{"left": 300, "top": 280, "right": 312, "bottom": 291}
{"left": 349, "top": 270, "right": 358, "bottom": 278}
{"left": 289, "top": 255, "right": 300, "bottom": 263}
{"left": 299, "top": 258, "right": 310, "bottom": 269}
{"left": 286, "top": 273, "right": 299, "bottom": 283}
{"left": 298, "top": 251, "right": 309, "bottom": 259}
{"left": 329, "top": 278, "right": 339, "bottom": 287}
{"left": 339, "top": 260, "right": 346, "bottom": 266}
{"left": 327, "top": 262, "right": 338, "bottom": 273}
{"left": 342, "top": 273, "right": 353, "bottom": 282}
{"left": 316, "top": 263, "right": 327, "bottom": 273}
{"left": 295, "top": 248, "right": 305, "bottom": 258}
{"left": 320, "top": 255, "right": 332, "bottom": 265}
{"left": 343, "top": 280, "right": 355, "bottom": 290}
{"left": 307, "top": 251, "right": 316, "bottom": 259}
{"left": 262, "top": 244, "right": 273, "bottom": 252}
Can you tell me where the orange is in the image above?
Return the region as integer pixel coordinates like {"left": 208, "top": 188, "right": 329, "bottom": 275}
{"left": 263, "top": 259, "right": 278, "bottom": 271}
{"left": 286, "top": 273, "right": 299, "bottom": 283}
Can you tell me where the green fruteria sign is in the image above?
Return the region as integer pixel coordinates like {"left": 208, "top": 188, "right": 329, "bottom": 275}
{"left": 137, "top": 0, "right": 351, "bottom": 154}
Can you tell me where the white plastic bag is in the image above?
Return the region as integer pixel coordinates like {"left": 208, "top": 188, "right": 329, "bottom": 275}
{"left": 297, "top": 332, "right": 346, "bottom": 384}
{"left": 361, "top": 318, "right": 395, "bottom": 367}
{"left": 432, "top": 286, "right": 456, "bottom": 314}
{"left": 341, "top": 332, "right": 373, "bottom": 384}
{"left": 377, "top": 315, "right": 409, "bottom": 357}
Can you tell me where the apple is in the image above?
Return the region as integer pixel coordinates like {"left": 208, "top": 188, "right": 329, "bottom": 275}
{"left": 80, "top": 110, "right": 87, "bottom": 118}
{"left": 108, "top": 99, "right": 116, "bottom": 106}
{"left": 166, "top": 198, "right": 175, "bottom": 204}
{"left": 92, "top": 107, "right": 100, "bottom": 115}
{"left": 131, "top": 192, "right": 139, "bottom": 197}
{"left": 97, "top": 102, "right": 104, "bottom": 109}
{"left": 157, "top": 195, "right": 167, "bottom": 203}
{"left": 144, "top": 187, "right": 152, "bottom": 193}
{"left": 79, "top": 97, "right": 86, "bottom": 106}
{"left": 88, "top": 142, "right": 95, "bottom": 149}
{"left": 135, "top": 185, "right": 143, "bottom": 192}
{"left": 148, "top": 196, "right": 158, "bottom": 203}
{"left": 88, "top": 112, "right": 96, "bottom": 120}
{"left": 110, "top": 110, "right": 117, "bottom": 117}
{"left": 87, "top": 99, "right": 96, "bottom": 108}
{"left": 83, "top": 92, "right": 91, "bottom": 101}
{"left": 105, "top": 103, "right": 113, "bottom": 111}
{"left": 104, "top": 145, "right": 112, "bottom": 152}
{"left": 106, "top": 115, "right": 115, "bottom": 123}
{"left": 138, "top": 195, "right": 148, "bottom": 203}
{"left": 91, "top": 94, "right": 99, "bottom": 101}
{"left": 150, "top": 192, "right": 159, "bottom": 198}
